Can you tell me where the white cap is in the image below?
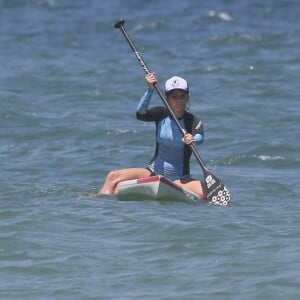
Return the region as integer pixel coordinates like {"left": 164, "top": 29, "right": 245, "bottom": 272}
{"left": 165, "top": 76, "right": 189, "bottom": 94}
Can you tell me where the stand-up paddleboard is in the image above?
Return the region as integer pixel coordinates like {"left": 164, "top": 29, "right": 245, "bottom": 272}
{"left": 115, "top": 176, "right": 204, "bottom": 204}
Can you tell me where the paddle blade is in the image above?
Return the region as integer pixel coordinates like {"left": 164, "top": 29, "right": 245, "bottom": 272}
{"left": 203, "top": 172, "right": 230, "bottom": 206}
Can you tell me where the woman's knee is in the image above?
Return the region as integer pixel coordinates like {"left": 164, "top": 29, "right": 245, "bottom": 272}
{"left": 106, "top": 170, "right": 122, "bottom": 181}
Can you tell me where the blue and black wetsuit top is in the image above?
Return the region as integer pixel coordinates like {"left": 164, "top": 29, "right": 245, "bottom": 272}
{"left": 136, "top": 89, "right": 204, "bottom": 180}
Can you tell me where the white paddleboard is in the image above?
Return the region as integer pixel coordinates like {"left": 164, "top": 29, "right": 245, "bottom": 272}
{"left": 115, "top": 175, "right": 204, "bottom": 204}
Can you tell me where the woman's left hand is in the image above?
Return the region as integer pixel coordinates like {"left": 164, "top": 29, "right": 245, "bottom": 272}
{"left": 182, "top": 133, "right": 195, "bottom": 145}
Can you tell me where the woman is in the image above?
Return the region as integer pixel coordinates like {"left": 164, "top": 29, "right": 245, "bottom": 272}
{"left": 99, "top": 73, "right": 205, "bottom": 198}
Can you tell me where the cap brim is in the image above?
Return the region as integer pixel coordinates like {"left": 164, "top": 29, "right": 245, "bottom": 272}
{"left": 165, "top": 88, "right": 189, "bottom": 94}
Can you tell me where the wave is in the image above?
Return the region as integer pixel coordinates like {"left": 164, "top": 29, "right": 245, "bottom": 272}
{"left": 226, "top": 153, "right": 299, "bottom": 169}
{"left": 201, "top": 10, "right": 233, "bottom": 22}
{"left": 254, "top": 155, "right": 285, "bottom": 161}
{"left": 131, "top": 20, "right": 165, "bottom": 33}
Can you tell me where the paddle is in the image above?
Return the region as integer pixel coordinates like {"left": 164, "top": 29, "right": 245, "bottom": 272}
{"left": 114, "top": 20, "right": 230, "bottom": 205}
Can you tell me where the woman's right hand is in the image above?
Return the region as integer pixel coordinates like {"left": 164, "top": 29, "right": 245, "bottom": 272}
{"left": 145, "top": 73, "right": 157, "bottom": 90}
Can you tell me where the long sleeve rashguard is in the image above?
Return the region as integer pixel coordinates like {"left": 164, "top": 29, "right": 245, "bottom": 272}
{"left": 136, "top": 89, "right": 204, "bottom": 180}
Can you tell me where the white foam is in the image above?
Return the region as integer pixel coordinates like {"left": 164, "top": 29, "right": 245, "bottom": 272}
{"left": 255, "top": 155, "right": 285, "bottom": 161}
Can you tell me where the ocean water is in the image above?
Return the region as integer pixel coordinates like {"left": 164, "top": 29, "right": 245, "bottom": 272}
{"left": 1, "top": 0, "right": 299, "bottom": 299}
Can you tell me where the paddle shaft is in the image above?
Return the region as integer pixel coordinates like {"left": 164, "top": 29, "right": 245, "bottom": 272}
{"left": 114, "top": 20, "right": 209, "bottom": 174}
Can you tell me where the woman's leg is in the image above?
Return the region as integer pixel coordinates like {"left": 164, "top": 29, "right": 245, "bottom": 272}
{"left": 174, "top": 178, "right": 206, "bottom": 199}
{"left": 99, "top": 168, "right": 152, "bottom": 195}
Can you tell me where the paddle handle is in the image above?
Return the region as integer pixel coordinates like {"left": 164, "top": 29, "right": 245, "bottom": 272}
{"left": 114, "top": 20, "right": 209, "bottom": 173}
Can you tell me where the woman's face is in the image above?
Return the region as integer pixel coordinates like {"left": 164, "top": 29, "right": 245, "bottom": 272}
{"left": 166, "top": 90, "right": 189, "bottom": 117}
